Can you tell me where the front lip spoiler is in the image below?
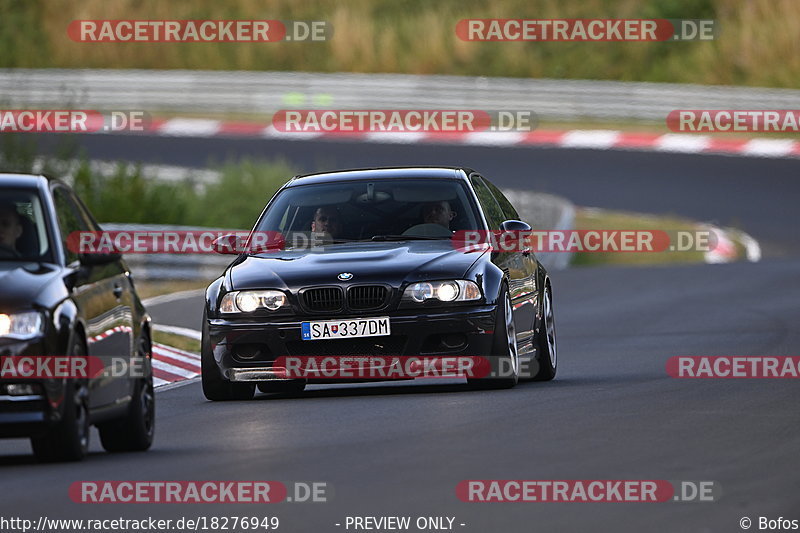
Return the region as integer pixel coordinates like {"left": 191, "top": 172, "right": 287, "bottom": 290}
{"left": 228, "top": 367, "right": 291, "bottom": 382}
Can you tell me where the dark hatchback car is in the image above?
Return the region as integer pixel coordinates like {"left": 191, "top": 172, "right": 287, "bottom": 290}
{"left": 0, "top": 174, "right": 154, "bottom": 461}
{"left": 203, "top": 167, "right": 557, "bottom": 400}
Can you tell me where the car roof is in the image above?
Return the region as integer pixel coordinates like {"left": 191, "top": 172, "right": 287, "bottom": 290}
{"left": 0, "top": 173, "right": 50, "bottom": 190}
{"left": 286, "top": 166, "right": 475, "bottom": 187}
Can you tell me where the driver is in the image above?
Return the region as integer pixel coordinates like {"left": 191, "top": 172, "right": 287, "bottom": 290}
{"left": 0, "top": 203, "right": 23, "bottom": 255}
{"left": 421, "top": 200, "right": 457, "bottom": 230}
{"left": 311, "top": 206, "right": 343, "bottom": 238}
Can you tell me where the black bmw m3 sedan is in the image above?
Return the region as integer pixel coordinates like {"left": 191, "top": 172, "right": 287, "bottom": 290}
{"left": 202, "top": 167, "right": 557, "bottom": 400}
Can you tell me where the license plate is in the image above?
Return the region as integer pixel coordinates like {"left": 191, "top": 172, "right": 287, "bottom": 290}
{"left": 301, "top": 317, "right": 390, "bottom": 340}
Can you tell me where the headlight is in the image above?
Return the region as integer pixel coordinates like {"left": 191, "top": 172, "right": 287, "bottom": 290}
{"left": 403, "top": 280, "right": 481, "bottom": 303}
{"left": 0, "top": 311, "right": 44, "bottom": 340}
{"left": 220, "top": 290, "right": 287, "bottom": 313}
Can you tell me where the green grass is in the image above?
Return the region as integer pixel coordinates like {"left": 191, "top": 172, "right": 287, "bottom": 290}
{"left": 0, "top": 0, "right": 797, "bottom": 88}
{"left": 152, "top": 330, "right": 200, "bottom": 353}
{"left": 0, "top": 134, "right": 294, "bottom": 228}
{"left": 134, "top": 279, "right": 209, "bottom": 300}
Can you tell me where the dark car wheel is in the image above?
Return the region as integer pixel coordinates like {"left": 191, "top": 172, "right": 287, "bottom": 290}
{"left": 98, "top": 333, "right": 155, "bottom": 452}
{"left": 30, "top": 338, "right": 90, "bottom": 462}
{"left": 532, "top": 282, "right": 557, "bottom": 381}
{"left": 201, "top": 311, "right": 255, "bottom": 401}
{"left": 257, "top": 380, "right": 306, "bottom": 394}
{"left": 468, "top": 283, "right": 519, "bottom": 389}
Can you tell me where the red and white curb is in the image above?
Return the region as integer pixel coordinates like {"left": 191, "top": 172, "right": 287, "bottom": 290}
{"left": 108, "top": 118, "right": 800, "bottom": 159}
{"left": 87, "top": 325, "right": 133, "bottom": 344}
{"left": 152, "top": 343, "right": 200, "bottom": 388}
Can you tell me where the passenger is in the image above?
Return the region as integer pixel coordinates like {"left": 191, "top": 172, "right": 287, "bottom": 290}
{"left": 311, "top": 206, "right": 343, "bottom": 238}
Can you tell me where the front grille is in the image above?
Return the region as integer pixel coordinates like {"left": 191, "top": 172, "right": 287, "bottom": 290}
{"left": 302, "top": 287, "right": 343, "bottom": 312}
{"left": 348, "top": 285, "right": 389, "bottom": 310}
{"left": 286, "top": 336, "right": 407, "bottom": 357}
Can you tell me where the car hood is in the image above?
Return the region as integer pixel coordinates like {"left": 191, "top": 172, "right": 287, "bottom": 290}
{"left": 229, "top": 240, "right": 487, "bottom": 290}
{"left": 0, "top": 262, "right": 63, "bottom": 309}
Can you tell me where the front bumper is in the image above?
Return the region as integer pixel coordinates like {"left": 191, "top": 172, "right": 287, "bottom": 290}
{"left": 0, "top": 337, "right": 67, "bottom": 438}
{"left": 208, "top": 305, "right": 497, "bottom": 382}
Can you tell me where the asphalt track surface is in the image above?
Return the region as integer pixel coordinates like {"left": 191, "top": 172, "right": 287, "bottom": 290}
{"left": 2, "top": 134, "right": 799, "bottom": 532}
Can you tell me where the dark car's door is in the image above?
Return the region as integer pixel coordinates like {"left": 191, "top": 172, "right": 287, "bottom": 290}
{"left": 469, "top": 174, "right": 536, "bottom": 343}
{"left": 51, "top": 185, "right": 134, "bottom": 409}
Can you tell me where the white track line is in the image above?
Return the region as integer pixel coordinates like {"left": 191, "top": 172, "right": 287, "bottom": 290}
{"left": 153, "top": 324, "right": 202, "bottom": 340}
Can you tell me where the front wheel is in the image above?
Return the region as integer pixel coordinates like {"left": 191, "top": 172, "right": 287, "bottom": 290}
{"left": 468, "top": 284, "right": 519, "bottom": 389}
{"left": 31, "top": 338, "right": 90, "bottom": 462}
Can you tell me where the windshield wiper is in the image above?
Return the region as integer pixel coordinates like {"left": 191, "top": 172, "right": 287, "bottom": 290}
{"left": 369, "top": 234, "right": 450, "bottom": 241}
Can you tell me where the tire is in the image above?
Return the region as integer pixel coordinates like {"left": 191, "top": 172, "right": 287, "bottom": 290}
{"left": 468, "top": 283, "right": 519, "bottom": 389}
{"left": 257, "top": 380, "right": 306, "bottom": 394}
{"left": 532, "top": 282, "right": 557, "bottom": 381}
{"left": 30, "top": 338, "right": 90, "bottom": 462}
{"left": 201, "top": 311, "right": 254, "bottom": 401}
{"left": 98, "top": 333, "right": 155, "bottom": 452}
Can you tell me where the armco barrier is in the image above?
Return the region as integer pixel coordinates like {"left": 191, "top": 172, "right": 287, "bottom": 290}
{"left": 3, "top": 69, "right": 799, "bottom": 122}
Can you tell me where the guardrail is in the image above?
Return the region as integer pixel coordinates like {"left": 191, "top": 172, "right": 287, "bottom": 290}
{"left": 3, "top": 69, "right": 799, "bottom": 122}
{"left": 104, "top": 190, "right": 575, "bottom": 281}
{"left": 103, "top": 223, "right": 234, "bottom": 281}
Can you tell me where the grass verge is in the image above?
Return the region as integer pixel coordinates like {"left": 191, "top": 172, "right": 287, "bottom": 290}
{"left": 0, "top": 134, "right": 295, "bottom": 228}
{"left": 136, "top": 280, "right": 209, "bottom": 301}
{"left": 152, "top": 330, "right": 201, "bottom": 354}
{"left": 572, "top": 207, "right": 750, "bottom": 266}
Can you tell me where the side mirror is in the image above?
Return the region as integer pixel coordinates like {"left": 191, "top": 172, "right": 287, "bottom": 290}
{"left": 212, "top": 234, "right": 244, "bottom": 255}
{"left": 495, "top": 220, "right": 533, "bottom": 257}
{"left": 499, "top": 220, "right": 532, "bottom": 232}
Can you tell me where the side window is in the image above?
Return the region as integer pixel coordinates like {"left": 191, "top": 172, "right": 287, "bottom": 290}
{"left": 483, "top": 178, "right": 520, "bottom": 221}
{"left": 71, "top": 194, "right": 102, "bottom": 232}
{"left": 52, "top": 187, "right": 89, "bottom": 264}
{"left": 470, "top": 175, "right": 505, "bottom": 229}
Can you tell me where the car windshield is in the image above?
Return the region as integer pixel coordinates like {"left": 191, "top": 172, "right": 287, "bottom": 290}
{"left": 253, "top": 178, "right": 483, "bottom": 249}
{"left": 0, "top": 189, "right": 52, "bottom": 262}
